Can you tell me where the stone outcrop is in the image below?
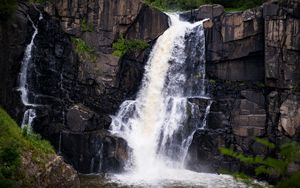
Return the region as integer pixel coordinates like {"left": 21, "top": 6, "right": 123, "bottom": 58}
{"left": 21, "top": 153, "right": 80, "bottom": 188}
{"left": 264, "top": 0, "right": 300, "bottom": 89}
{"left": 186, "top": 4, "right": 265, "bottom": 81}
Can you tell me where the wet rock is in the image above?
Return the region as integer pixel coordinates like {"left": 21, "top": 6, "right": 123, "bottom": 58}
{"left": 61, "top": 130, "right": 129, "bottom": 173}
{"left": 0, "top": 2, "right": 35, "bottom": 122}
{"left": 67, "top": 104, "right": 103, "bottom": 132}
{"left": 186, "top": 129, "right": 234, "bottom": 173}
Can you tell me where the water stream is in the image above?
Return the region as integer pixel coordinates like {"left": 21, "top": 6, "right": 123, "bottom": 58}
{"left": 18, "top": 13, "right": 43, "bottom": 130}
{"left": 104, "top": 14, "right": 246, "bottom": 187}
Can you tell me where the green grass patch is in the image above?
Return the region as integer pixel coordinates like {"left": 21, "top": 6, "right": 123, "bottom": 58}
{"left": 71, "top": 37, "right": 97, "bottom": 62}
{"left": 0, "top": 108, "right": 54, "bottom": 187}
{"left": 112, "top": 35, "right": 149, "bottom": 57}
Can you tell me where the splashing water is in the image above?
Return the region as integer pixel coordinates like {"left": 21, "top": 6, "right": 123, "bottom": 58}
{"left": 107, "top": 14, "right": 244, "bottom": 187}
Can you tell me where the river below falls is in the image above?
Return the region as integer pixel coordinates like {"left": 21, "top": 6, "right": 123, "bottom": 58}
{"left": 79, "top": 170, "right": 248, "bottom": 188}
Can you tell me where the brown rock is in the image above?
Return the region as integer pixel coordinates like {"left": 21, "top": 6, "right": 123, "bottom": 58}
{"left": 278, "top": 99, "right": 300, "bottom": 136}
{"left": 21, "top": 152, "right": 80, "bottom": 188}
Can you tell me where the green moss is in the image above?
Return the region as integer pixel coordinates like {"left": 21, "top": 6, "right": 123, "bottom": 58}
{"left": 0, "top": 108, "right": 54, "bottom": 187}
{"left": 112, "top": 35, "right": 149, "bottom": 57}
{"left": 71, "top": 37, "right": 97, "bottom": 62}
{"left": 81, "top": 19, "right": 94, "bottom": 33}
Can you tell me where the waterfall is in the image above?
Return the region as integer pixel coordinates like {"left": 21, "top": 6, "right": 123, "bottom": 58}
{"left": 110, "top": 13, "right": 211, "bottom": 180}
{"left": 18, "top": 13, "right": 43, "bottom": 130}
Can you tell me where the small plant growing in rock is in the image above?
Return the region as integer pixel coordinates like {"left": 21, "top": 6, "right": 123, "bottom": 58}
{"left": 71, "top": 37, "right": 97, "bottom": 62}
{"left": 81, "top": 19, "right": 94, "bottom": 33}
{"left": 219, "top": 137, "right": 300, "bottom": 188}
{"left": 112, "top": 35, "right": 149, "bottom": 57}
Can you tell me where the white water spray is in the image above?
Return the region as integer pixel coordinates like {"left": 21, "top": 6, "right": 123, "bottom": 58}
{"left": 110, "top": 13, "right": 212, "bottom": 182}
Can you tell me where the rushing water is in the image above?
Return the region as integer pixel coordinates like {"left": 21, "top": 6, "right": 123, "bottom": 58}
{"left": 102, "top": 14, "right": 246, "bottom": 187}
{"left": 18, "top": 13, "right": 43, "bottom": 130}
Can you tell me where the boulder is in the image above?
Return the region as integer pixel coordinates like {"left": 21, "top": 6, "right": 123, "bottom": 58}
{"left": 61, "top": 130, "right": 129, "bottom": 173}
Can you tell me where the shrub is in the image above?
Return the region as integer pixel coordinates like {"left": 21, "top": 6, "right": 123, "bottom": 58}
{"left": 112, "top": 35, "right": 149, "bottom": 57}
{"left": 0, "top": 108, "right": 55, "bottom": 187}
{"left": 71, "top": 37, "right": 97, "bottom": 62}
{"left": 220, "top": 138, "right": 300, "bottom": 188}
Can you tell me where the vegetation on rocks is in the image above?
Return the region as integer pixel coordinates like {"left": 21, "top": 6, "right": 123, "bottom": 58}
{"left": 0, "top": 108, "right": 54, "bottom": 187}
{"left": 71, "top": 37, "right": 97, "bottom": 62}
{"left": 144, "top": 0, "right": 266, "bottom": 11}
{"left": 81, "top": 19, "right": 94, "bottom": 33}
{"left": 220, "top": 138, "right": 300, "bottom": 188}
{"left": 112, "top": 35, "right": 149, "bottom": 57}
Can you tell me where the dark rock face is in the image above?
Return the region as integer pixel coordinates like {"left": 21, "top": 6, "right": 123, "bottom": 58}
{"left": 0, "top": 2, "right": 34, "bottom": 122}
{"left": 183, "top": 0, "right": 300, "bottom": 178}
{"left": 1, "top": 0, "right": 300, "bottom": 180}
{"left": 264, "top": 0, "right": 300, "bottom": 89}
{"left": 204, "top": 6, "right": 265, "bottom": 81}
{"left": 0, "top": 0, "right": 169, "bottom": 174}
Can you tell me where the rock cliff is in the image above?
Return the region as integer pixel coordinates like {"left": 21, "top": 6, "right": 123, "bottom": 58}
{"left": 0, "top": 0, "right": 299, "bottom": 180}
{"left": 181, "top": 0, "right": 300, "bottom": 176}
{"left": 0, "top": 0, "right": 168, "bottom": 174}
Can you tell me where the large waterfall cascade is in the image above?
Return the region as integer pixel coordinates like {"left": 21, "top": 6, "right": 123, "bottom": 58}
{"left": 108, "top": 14, "right": 236, "bottom": 186}
{"left": 18, "top": 13, "right": 43, "bottom": 130}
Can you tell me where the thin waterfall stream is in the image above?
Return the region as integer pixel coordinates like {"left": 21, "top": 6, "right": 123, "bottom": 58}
{"left": 18, "top": 13, "right": 43, "bottom": 130}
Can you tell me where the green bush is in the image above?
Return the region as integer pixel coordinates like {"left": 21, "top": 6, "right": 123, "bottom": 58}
{"left": 220, "top": 138, "right": 300, "bottom": 188}
{"left": 71, "top": 37, "right": 97, "bottom": 62}
{"left": 112, "top": 35, "right": 149, "bottom": 57}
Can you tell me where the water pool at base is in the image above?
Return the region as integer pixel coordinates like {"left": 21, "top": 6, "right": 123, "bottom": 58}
{"left": 80, "top": 170, "right": 247, "bottom": 188}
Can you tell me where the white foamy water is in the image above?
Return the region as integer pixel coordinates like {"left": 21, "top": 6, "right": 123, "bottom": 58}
{"left": 107, "top": 14, "right": 245, "bottom": 187}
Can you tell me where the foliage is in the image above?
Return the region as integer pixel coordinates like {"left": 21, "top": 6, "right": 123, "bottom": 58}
{"left": 0, "top": 0, "right": 17, "bottom": 20}
{"left": 0, "top": 108, "right": 54, "bottom": 187}
{"left": 220, "top": 138, "right": 300, "bottom": 188}
{"left": 143, "top": 0, "right": 266, "bottom": 11}
{"left": 71, "top": 37, "right": 97, "bottom": 62}
{"left": 81, "top": 19, "right": 94, "bottom": 32}
{"left": 112, "top": 35, "right": 149, "bottom": 57}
